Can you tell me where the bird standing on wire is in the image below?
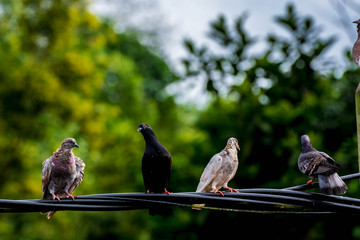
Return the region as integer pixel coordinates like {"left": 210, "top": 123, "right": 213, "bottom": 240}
{"left": 195, "top": 137, "right": 240, "bottom": 196}
{"left": 41, "top": 138, "right": 85, "bottom": 219}
{"left": 298, "top": 135, "right": 347, "bottom": 195}
{"left": 138, "top": 123, "right": 172, "bottom": 216}
{"left": 352, "top": 19, "right": 360, "bottom": 65}
{"left": 137, "top": 123, "right": 172, "bottom": 194}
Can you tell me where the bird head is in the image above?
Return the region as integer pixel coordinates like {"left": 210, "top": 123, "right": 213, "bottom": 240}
{"left": 137, "top": 123, "right": 151, "bottom": 132}
{"left": 353, "top": 19, "right": 360, "bottom": 25}
{"left": 226, "top": 137, "right": 240, "bottom": 150}
{"left": 300, "top": 135, "right": 312, "bottom": 151}
{"left": 61, "top": 138, "right": 80, "bottom": 149}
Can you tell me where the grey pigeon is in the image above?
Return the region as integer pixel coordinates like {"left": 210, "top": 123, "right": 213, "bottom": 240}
{"left": 41, "top": 138, "right": 85, "bottom": 219}
{"left": 196, "top": 137, "right": 240, "bottom": 195}
{"left": 298, "top": 135, "right": 347, "bottom": 195}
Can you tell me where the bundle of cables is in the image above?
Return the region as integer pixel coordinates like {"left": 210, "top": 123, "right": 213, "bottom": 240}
{"left": 1, "top": 173, "right": 360, "bottom": 215}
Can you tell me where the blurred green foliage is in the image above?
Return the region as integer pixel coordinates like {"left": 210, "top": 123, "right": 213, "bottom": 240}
{"left": 181, "top": 4, "right": 360, "bottom": 239}
{"left": 0, "top": 1, "right": 359, "bottom": 239}
{"left": 0, "top": 0, "right": 201, "bottom": 239}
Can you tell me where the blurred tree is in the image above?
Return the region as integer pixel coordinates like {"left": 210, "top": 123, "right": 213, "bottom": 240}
{"left": 182, "top": 4, "right": 357, "bottom": 186}
{"left": 1, "top": 1, "right": 360, "bottom": 240}
{"left": 0, "top": 0, "right": 204, "bottom": 239}
{"left": 180, "top": 4, "right": 360, "bottom": 240}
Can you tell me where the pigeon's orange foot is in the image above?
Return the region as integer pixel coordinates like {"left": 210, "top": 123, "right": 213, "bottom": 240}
{"left": 66, "top": 193, "right": 76, "bottom": 200}
{"left": 51, "top": 193, "right": 61, "bottom": 202}
{"left": 226, "top": 188, "right": 239, "bottom": 193}
{"left": 307, "top": 179, "right": 315, "bottom": 185}
{"left": 214, "top": 189, "right": 225, "bottom": 196}
{"left": 163, "top": 189, "right": 172, "bottom": 194}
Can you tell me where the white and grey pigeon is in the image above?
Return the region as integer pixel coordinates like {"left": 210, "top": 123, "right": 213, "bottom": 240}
{"left": 41, "top": 138, "right": 85, "bottom": 219}
{"left": 196, "top": 137, "right": 240, "bottom": 195}
{"left": 298, "top": 135, "right": 347, "bottom": 195}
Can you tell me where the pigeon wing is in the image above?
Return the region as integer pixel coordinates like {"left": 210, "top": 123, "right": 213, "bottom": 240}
{"left": 41, "top": 157, "right": 52, "bottom": 199}
{"left": 196, "top": 154, "right": 222, "bottom": 192}
{"left": 304, "top": 152, "right": 340, "bottom": 176}
{"left": 353, "top": 38, "right": 360, "bottom": 65}
{"left": 68, "top": 157, "right": 85, "bottom": 194}
{"left": 318, "top": 151, "right": 341, "bottom": 171}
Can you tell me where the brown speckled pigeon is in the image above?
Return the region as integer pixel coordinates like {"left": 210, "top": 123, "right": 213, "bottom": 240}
{"left": 196, "top": 137, "right": 240, "bottom": 195}
{"left": 352, "top": 19, "right": 360, "bottom": 66}
{"left": 298, "top": 135, "right": 347, "bottom": 195}
{"left": 41, "top": 138, "right": 85, "bottom": 219}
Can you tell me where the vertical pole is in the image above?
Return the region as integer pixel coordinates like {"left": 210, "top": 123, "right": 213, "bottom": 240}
{"left": 356, "top": 83, "right": 360, "bottom": 172}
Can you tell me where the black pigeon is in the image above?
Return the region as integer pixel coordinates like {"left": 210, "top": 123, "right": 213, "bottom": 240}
{"left": 298, "top": 135, "right": 347, "bottom": 195}
{"left": 137, "top": 123, "right": 172, "bottom": 215}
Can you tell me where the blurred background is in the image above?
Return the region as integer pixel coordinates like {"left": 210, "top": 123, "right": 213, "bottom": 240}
{"left": 0, "top": 0, "right": 360, "bottom": 239}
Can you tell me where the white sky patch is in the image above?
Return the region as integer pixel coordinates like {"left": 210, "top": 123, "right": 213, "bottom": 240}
{"left": 90, "top": 0, "right": 359, "bottom": 107}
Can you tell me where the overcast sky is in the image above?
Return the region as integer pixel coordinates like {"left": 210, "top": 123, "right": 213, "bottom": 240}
{"left": 90, "top": 0, "right": 360, "bottom": 105}
{"left": 158, "top": 0, "right": 358, "bottom": 66}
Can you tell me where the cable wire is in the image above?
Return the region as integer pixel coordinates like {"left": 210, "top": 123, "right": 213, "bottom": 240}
{"left": 0, "top": 173, "right": 360, "bottom": 214}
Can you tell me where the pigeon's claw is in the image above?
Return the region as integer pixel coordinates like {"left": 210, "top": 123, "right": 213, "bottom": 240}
{"left": 307, "top": 179, "right": 315, "bottom": 185}
{"left": 226, "top": 187, "right": 239, "bottom": 193}
{"left": 163, "top": 189, "right": 172, "bottom": 194}
{"left": 214, "top": 189, "right": 225, "bottom": 196}
{"left": 66, "top": 192, "right": 76, "bottom": 200}
{"left": 51, "top": 193, "right": 61, "bottom": 202}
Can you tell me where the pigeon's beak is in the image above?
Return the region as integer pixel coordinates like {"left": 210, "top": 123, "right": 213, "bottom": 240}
{"left": 353, "top": 20, "right": 360, "bottom": 24}
{"left": 74, "top": 144, "right": 80, "bottom": 148}
{"left": 137, "top": 127, "right": 142, "bottom": 132}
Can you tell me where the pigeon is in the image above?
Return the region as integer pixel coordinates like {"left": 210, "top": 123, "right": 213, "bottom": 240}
{"left": 352, "top": 19, "right": 360, "bottom": 66}
{"left": 298, "top": 135, "right": 347, "bottom": 195}
{"left": 138, "top": 123, "right": 172, "bottom": 194}
{"left": 41, "top": 138, "right": 85, "bottom": 219}
{"left": 138, "top": 123, "right": 172, "bottom": 216}
{"left": 196, "top": 137, "right": 240, "bottom": 196}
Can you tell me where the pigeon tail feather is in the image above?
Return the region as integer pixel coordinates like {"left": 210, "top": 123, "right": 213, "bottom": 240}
{"left": 196, "top": 182, "right": 206, "bottom": 192}
{"left": 40, "top": 211, "right": 56, "bottom": 219}
{"left": 318, "top": 173, "right": 348, "bottom": 195}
